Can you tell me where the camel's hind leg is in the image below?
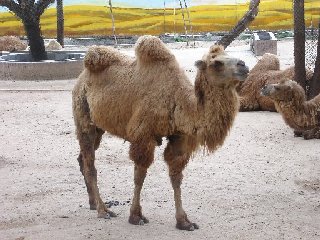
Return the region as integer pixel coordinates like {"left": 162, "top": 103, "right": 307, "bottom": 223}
{"left": 77, "top": 126, "right": 116, "bottom": 219}
{"left": 164, "top": 135, "right": 199, "bottom": 231}
{"left": 128, "top": 139, "right": 156, "bottom": 225}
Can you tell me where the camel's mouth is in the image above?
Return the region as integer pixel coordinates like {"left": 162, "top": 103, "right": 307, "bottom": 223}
{"left": 260, "top": 84, "right": 273, "bottom": 96}
{"left": 234, "top": 63, "right": 249, "bottom": 81}
{"left": 235, "top": 72, "right": 248, "bottom": 81}
{"left": 234, "top": 68, "right": 249, "bottom": 81}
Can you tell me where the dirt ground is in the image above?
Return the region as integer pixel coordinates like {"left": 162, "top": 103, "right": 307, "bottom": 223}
{"left": 0, "top": 42, "right": 319, "bottom": 240}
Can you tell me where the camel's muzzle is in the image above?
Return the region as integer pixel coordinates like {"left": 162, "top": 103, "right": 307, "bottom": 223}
{"left": 261, "top": 85, "right": 273, "bottom": 96}
{"left": 235, "top": 63, "right": 249, "bottom": 81}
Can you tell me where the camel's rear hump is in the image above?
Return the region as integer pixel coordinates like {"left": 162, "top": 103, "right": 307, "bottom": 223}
{"left": 135, "top": 35, "right": 175, "bottom": 64}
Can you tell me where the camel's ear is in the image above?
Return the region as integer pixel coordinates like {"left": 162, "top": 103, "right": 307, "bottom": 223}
{"left": 279, "top": 79, "right": 287, "bottom": 84}
{"left": 210, "top": 45, "right": 224, "bottom": 54}
{"left": 195, "top": 60, "right": 207, "bottom": 70}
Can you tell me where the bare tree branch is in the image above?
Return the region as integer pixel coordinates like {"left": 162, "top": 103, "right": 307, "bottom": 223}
{"left": 0, "top": 0, "right": 18, "bottom": 11}
{"left": 0, "top": 0, "right": 23, "bottom": 18}
{"left": 216, "top": 0, "right": 260, "bottom": 49}
{"left": 35, "top": 0, "right": 54, "bottom": 16}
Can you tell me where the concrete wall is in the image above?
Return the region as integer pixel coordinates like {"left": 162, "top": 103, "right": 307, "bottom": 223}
{"left": 0, "top": 60, "right": 84, "bottom": 80}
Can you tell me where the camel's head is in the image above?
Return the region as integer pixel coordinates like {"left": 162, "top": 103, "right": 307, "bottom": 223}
{"left": 260, "top": 79, "right": 306, "bottom": 103}
{"left": 195, "top": 45, "right": 249, "bottom": 88}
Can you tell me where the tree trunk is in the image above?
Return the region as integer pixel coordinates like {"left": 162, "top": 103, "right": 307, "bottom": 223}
{"left": 24, "top": 20, "right": 47, "bottom": 61}
{"left": 293, "top": 0, "right": 306, "bottom": 92}
{"left": 0, "top": 0, "right": 54, "bottom": 62}
{"left": 56, "top": 0, "right": 64, "bottom": 47}
{"left": 217, "top": 0, "right": 260, "bottom": 49}
{"left": 308, "top": 23, "right": 320, "bottom": 98}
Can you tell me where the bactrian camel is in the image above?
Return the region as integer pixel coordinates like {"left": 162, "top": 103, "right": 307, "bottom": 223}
{"left": 261, "top": 80, "right": 320, "bottom": 139}
{"left": 72, "top": 36, "right": 249, "bottom": 230}
{"left": 239, "top": 53, "right": 313, "bottom": 112}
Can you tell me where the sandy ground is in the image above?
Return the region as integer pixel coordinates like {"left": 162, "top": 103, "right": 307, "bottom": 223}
{"left": 0, "top": 40, "right": 320, "bottom": 240}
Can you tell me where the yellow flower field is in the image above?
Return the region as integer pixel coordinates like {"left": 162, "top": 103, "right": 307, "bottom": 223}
{"left": 0, "top": 0, "right": 319, "bottom": 37}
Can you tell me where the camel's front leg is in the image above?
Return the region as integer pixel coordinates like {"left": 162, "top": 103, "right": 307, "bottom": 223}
{"left": 128, "top": 140, "right": 156, "bottom": 225}
{"left": 164, "top": 135, "right": 199, "bottom": 231}
{"left": 302, "top": 127, "right": 320, "bottom": 139}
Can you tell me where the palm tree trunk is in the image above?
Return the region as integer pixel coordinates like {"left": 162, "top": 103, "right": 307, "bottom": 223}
{"left": 293, "top": 0, "right": 307, "bottom": 92}
{"left": 56, "top": 0, "right": 64, "bottom": 47}
{"left": 308, "top": 23, "right": 320, "bottom": 98}
{"left": 24, "top": 20, "right": 47, "bottom": 61}
{"left": 217, "top": 0, "right": 260, "bottom": 49}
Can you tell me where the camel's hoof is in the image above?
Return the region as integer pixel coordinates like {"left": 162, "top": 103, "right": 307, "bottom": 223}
{"left": 98, "top": 210, "right": 117, "bottom": 219}
{"left": 303, "top": 134, "right": 314, "bottom": 140}
{"left": 176, "top": 222, "right": 199, "bottom": 231}
{"left": 294, "top": 130, "right": 303, "bottom": 137}
{"left": 128, "top": 215, "right": 149, "bottom": 225}
{"left": 90, "top": 204, "right": 96, "bottom": 210}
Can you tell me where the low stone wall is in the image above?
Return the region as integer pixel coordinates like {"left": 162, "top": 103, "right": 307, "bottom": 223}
{"left": 0, "top": 60, "right": 84, "bottom": 80}
{"left": 0, "top": 51, "right": 85, "bottom": 80}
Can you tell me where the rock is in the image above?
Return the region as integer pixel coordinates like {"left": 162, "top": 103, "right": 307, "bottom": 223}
{"left": 46, "top": 39, "right": 63, "bottom": 50}
{"left": 0, "top": 36, "right": 27, "bottom": 52}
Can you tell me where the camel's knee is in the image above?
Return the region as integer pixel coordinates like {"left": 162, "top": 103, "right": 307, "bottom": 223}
{"left": 94, "top": 127, "right": 105, "bottom": 150}
{"left": 77, "top": 153, "right": 84, "bottom": 174}
{"left": 78, "top": 138, "right": 96, "bottom": 177}
{"left": 164, "top": 135, "right": 191, "bottom": 173}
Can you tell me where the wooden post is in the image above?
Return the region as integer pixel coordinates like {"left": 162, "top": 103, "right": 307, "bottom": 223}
{"left": 108, "top": 0, "right": 117, "bottom": 46}
{"left": 308, "top": 23, "right": 320, "bottom": 98}
{"left": 56, "top": 0, "right": 64, "bottom": 47}
{"left": 293, "top": 0, "right": 307, "bottom": 91}
{"left": 178, "top": 0, "right": 189, "bottom": 46}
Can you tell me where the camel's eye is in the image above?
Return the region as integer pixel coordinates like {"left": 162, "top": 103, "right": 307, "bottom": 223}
{"left": 274, "top": 85, "right": 281, "bottom": 91}
{"left": 213, "top": 60, "right": 224, "bottom": 68}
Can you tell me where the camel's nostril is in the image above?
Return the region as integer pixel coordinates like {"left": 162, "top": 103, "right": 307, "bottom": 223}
{"left": 244, "top": 66, "right": 249, "bottom": 74}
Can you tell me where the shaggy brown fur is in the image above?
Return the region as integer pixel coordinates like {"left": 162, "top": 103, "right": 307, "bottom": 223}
{"left": 72, "top": 36, "right": 249, "bottom": 231}
{"left": 0, "top": 36, "right": 27, "bottom": 52}
{"left": 239, "top": 53, "right": 312, "bottom": 112}
{"left": 261, "top": 80, "right": 320, "bottom": 139}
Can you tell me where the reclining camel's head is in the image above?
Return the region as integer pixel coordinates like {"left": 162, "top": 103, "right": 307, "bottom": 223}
{"left": 195, "top": 45, "right": 249, "bottom": 88}
{"left": 261, "top": 79, "right": 306, "bottom": 103}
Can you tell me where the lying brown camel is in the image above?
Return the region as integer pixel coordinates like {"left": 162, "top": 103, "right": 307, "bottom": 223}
{"left": 261, "top": 79, "right": 320, "bottom": 139}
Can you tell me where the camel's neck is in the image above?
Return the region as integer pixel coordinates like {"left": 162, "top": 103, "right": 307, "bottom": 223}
{"left": 275, "top": 96, "right": 320, "bottom": 130}
{"left": 195, "top": 73, "right": 239, "bottom": 151}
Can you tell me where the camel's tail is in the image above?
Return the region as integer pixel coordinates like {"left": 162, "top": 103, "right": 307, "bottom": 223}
{"left": 135, "top": 35, "right": 174, "bottom": 63}
{"left": 84, "top": 45, "right": 122, "bottom": 72}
